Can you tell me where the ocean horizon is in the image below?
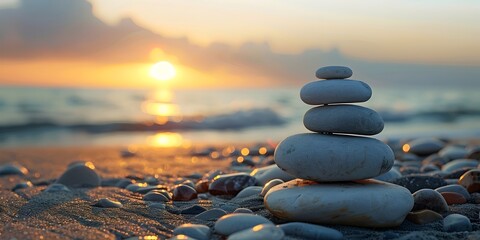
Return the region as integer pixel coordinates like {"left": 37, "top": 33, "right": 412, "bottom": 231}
{"left": 0, "top": 85, "right": 479, "bottom": 147}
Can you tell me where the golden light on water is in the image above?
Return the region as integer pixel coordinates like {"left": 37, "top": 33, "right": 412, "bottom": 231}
{"left": 142, "top": 88, "right": 183, "bottom": 125}
{"left": 149, "top": 132, "right": 183, "bottom": 147}
{"left": 150, "top": 89, "right": 174, "bottom": 102}
{"left": 142, "top": 102, "right": 180, "bottom": 117}
{"left": 402, "top": 144, "right": 411, "bottom": 153}
{"left": 150, "top": 61, "right": 176, "bottom": 81}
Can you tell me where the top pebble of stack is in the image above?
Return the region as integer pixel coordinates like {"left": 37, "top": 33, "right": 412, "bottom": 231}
{"left": 315, "top": 66, "right": 353, "bottom": 79}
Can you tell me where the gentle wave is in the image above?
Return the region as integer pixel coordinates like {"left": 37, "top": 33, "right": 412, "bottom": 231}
{"left": 0, "top": 87, "right": 479, "bottom": 143}
{"left": 0, "top": 108, "right": 286, "bottom": 134}
{"left": 0, "top": 107, "right": 479, "bottom": 135}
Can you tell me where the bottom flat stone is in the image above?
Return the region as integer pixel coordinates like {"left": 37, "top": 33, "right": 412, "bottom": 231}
{"left": 264, "top": 179, "right": 414, "bottom": 228}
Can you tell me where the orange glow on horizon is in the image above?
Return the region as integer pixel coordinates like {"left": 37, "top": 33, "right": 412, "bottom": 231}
{"left": 0, "top": 59, "right": 277, "bottom": 89}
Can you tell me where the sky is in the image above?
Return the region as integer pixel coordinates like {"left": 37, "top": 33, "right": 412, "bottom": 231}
{"left": 0, "top": 0, "right": 479, "bottom": 89}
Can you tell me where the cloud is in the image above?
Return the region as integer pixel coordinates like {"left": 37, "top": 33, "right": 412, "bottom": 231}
{"left": 0, "top": 0, "right": 479, "bottom": 87}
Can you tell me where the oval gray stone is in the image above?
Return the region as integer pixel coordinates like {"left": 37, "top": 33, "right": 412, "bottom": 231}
{"left": 227, "top": 224, "right": 284, "bottom": 240}
{"left": 439, "top": 146, "right": 468, "bottom": 161}
{"left": 278, "top": 222, "right": 343, "bottom": 240}
{"left": 0, "top": 163, "right": 29, "bottom": 176}
{"left": 441, "top": 159, "right": 478, "bottom": 173}
{"left": 374, "top": 168, "right": 402, "bottom": 182}
{"left": 304, "top": 105, "right": 384, "bottom": 135}
{"left": 261, "top": 179, "right": 284, "bottom": 197}
{"left": 214, "top": 213, "right": 273, "bottom": 235}
{"left": 264, "top": 179, "right": 413, "bottom": 227}
{"left": 12, "top": 181, "right": 33, "bottom": 191}
{"left": 92, "top": 198, "right": 122, "bottom": 208}
{"left": 275, "top": 133, "right": 394, "bottom": 182}
{"left": 232, "top": 186, "right": 262, "bottom": 200}
{"left": 194, "top": 208, "right": 227, "bottom": 221}
{"left": 250, "top": 165, "right": 294, "bottom": 186}
{"left": 405, "top": 138, "right": 445, "bottom": 156}
{"left": 143, "top": 192, "right": 170, "bottom": 202}
{"left": 300, "top": 80, "right": 371, "bottom": 105}
{"left": 443, "top": 214, "right": 472, "bottom": 232}
{"left": 56, "top": 165, "right": 101, "bottom": 188}
{"left": 233, "top": 208, "right": 253, "bottom": 214}
{"left": 173, "top": 224, "right": 210, "bottom": 240}
{"left": 315, "top": 66, "right": 353, "bottom": 79}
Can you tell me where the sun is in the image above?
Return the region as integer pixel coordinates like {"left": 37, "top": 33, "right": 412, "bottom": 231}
{"left": 150, "top": 61, "right": 176, "bottom": 81}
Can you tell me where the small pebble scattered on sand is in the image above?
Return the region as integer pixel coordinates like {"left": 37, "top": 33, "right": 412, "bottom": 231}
{"left": 92, "top": 198, "right": 123, "bottom": 208}
{"left": 443, "top": 214, "right": 472, "bottom": 232}
{"left": 0, "top": 163, "right": 29, "bottom": 176}
{"left": 173, "top": 224, "right": 211, "bottom": 240}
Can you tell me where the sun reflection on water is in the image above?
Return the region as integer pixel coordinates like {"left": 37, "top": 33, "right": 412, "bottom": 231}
{"left": 141, "top": 101, "right": 181, "bottom": 124}
{"left": 141, "top": 87, "right": 184, "bottom": 125}
{"left": 142, "top": 58, "right": 188, "bottom": 147}
{"left": 148, "top": 132, "right": 184, "bottom": 147}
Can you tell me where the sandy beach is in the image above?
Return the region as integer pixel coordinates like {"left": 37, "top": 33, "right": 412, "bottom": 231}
{"left": 1, "top": 139, "right": 480, "bottom": 240}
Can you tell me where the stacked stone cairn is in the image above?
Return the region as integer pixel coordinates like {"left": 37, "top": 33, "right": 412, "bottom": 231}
{"left": 264, "top": 66, "right": 415, "bottom": 227}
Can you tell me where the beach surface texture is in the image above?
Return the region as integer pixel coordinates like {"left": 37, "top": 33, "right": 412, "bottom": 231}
{"left": 1, "top": 142, "right": 480, "bottom": 240}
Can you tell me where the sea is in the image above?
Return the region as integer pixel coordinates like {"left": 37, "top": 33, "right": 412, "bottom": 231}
{"left": 0, "top": 86, "right": 479, "bottom": 148}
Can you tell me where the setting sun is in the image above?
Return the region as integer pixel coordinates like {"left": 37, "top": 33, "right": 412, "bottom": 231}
{"left": 150, "top": 61, "right": 176, "bottom": 81}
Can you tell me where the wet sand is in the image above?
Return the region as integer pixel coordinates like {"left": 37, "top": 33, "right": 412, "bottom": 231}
{"left": 1, "top": 144, "right": 480, "bottom": 239}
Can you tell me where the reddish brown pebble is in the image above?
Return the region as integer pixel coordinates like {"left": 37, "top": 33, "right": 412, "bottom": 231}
{"left": 208, "top": 173, "right": 257, "bottom": 196}
{"left": 441, "top": 192, "right": 467, "bottom": 205}
{"left": 458, "top": 169, "right": 480, "bottom": 193}
{"left": 172, "top": 184, "right": 198, "bottom": 201}
{"left": 195, "top": 179, "right": 210, "bottom": 193}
